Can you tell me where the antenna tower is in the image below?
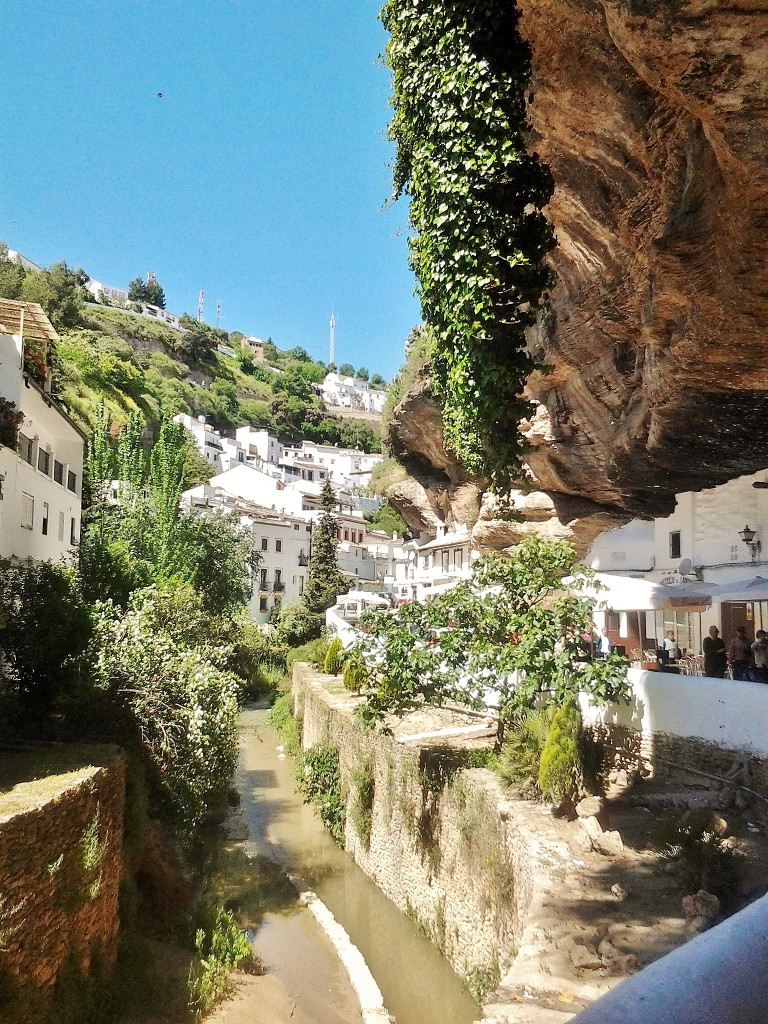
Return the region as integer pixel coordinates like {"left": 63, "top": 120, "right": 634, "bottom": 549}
{"left": 329, "top": 312, "right": 335, "bottom": 368}
{"left": 216, "top": 301, "right": 221, "bottom": 328}
{"left": 197, "top": 290, "right": 204, "bottom": 323}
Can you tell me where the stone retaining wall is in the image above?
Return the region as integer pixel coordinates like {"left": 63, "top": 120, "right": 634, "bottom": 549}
{"left": 292, "top": 665, "right": 573, "bottom": 1008}
{"left": 0, "top": 747, "right": 125, "bottom": 1002}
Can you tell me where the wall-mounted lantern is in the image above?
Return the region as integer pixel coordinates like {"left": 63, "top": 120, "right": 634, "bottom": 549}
{"left": 739, "top": 524, "right": 761, "bottom": 561}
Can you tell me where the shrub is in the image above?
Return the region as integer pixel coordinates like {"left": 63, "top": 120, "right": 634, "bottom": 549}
{"left": 286, "top": 636, "right": 330, "bottom": 670}
{"left": 350, "top": 766, "right": 375, "bottom": 848}
{"left": 496, "top": 707, "right": 552, "bottom": 798}
{"left": 653, "top": 809, "right": 744, "bottom": 905}
{"left": 267, "top": 692, "right": 300, "bottom": 756}
{"left": 296, "top": 744, "right": 345, "bottom": 843}
{"left": 537, "top": 703, "right": 583, "bottom": 804}
{"left": 91, "top": 589, "right": 240, "bottom": 826}
{"left": 323, "top": 638, "right": 344, "bottom": 675}
{"left": 187, "top": 907, "right": 253, "bottom": 1019}
{"left": 342, "top": 652, "right": 368, "bottom": 693}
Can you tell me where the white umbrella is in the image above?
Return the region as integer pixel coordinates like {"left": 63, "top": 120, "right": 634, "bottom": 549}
{"left": 709, "top": 576, "right": 768, "bottom": 603}
{"left": 577, "top": 577, "right": 679, "bottom": 606}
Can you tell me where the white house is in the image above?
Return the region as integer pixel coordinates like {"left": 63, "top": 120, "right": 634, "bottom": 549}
{"left": 235, "top": 426, "right": 282, "bottom": 471}
{"left": 321, "top": 372, "right": 386, "bottom": 415}
{"left": 0, "top": 300, "right": 85, "bottom": 563}
{"left": 279, "top": 439, "right": 382, "bottom": 491}
{"left": 85, "top": 278, "right": 130, "bottom": 305}
{"left": 174, "top": 414, "right": 249, "bottom": 473}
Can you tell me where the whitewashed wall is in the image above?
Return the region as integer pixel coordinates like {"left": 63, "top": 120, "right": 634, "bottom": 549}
{"left": 581, "top": 668, "right": 768, "bottom": 757}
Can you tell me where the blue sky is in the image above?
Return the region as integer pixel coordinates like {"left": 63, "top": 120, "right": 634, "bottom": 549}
{"left": 0, "top": 1, "right": 420, "bottom": 380}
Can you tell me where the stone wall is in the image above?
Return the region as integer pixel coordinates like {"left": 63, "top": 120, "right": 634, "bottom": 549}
{"left": 292, "top": 665, "right": 572, "bottom": 1003}
{"left": 0, "top": 747, "right": 125, "bottom": 1002}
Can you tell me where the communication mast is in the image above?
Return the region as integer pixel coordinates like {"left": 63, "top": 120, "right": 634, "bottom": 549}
{"left": 216, "top": 301, "right": 221, "bottom": 329}
{"left": 197, "top": 289, "right": 204, "bottom": 323}
{"left": 329, "top": 312, "right": 335, "bottom": 368}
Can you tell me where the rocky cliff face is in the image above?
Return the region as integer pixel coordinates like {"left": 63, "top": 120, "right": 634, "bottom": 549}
{"left": 386, "top": 0, "right": 768, "bottom": 551}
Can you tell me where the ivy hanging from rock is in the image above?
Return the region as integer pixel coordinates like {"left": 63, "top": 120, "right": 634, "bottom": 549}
{"left": 381, "top": 0, "right": 555, "bottom": 489}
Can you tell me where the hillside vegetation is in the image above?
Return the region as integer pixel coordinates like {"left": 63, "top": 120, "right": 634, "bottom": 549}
{"left": 0, "top": 246, "right": 381, "bottom": 453}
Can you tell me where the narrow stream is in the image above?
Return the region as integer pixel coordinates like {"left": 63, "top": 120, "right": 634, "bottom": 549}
{"left": 230, "top": 707, "right": 480, "bottom": 1024}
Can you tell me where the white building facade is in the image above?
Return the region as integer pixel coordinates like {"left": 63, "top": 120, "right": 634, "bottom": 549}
{"left": 0, "top": 300, "right": 84, "bottom": 563}
{"left": 586, "top": 469, "right": 768, "bottom": 656}
{"left": 321, "top": 372, "right": 386, "bottom": 415}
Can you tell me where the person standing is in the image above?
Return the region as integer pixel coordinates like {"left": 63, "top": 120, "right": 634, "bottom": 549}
{"left": 703, "top": 625, "right": 727, "bottom": 678}
{"left": 729, "top": 625, "right": 753, "bottom": 681}
{"left": 663, "top": 630, "right": 680, "bottom": 660}
{"left": 751, "top": 629, "right": 768, "bottom": 683}
{"left": 598, "top": 627, "right": 612, "bottom": 658}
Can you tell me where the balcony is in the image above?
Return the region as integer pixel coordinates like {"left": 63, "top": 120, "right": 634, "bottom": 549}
{"left": 273, "top": 581, "right": 286, "bottom": 593}
{"left": 298, "top": 554, "right": 308, "bottom": 566}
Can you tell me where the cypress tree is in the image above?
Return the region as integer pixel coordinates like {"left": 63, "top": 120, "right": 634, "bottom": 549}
{"left": 302, "top": 479, "right": 347, "bottom": 619}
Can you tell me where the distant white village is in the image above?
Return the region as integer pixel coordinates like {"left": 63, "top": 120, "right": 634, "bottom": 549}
{"left": 2, "top": 290, "right": 767, "bottom": 646}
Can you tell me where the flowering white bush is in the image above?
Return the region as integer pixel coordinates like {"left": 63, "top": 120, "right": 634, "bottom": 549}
{"left": 91, "top": 588, "right": 239, "bottom": 825}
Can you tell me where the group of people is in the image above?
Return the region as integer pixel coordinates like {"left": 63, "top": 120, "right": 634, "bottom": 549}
{"left": 702, "top": 624, "right": 768, "bottom": 681}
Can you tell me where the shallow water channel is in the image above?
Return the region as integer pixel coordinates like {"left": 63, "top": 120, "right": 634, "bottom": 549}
{"left": 223, "top": 707, "right": 480, "bottom": 1024}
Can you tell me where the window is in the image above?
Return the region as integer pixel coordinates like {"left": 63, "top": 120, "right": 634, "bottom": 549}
{"left": 275, "top": 539, "right": 282, "bottom": 553}
{"left": 70, "top": 517, "right": 78, "bottom": 545}
{"left": 42, "top": 502, "right": 49, "bottom": 536}
{"left": 67, "top": 470, "right": 77, "bottom": 493}
{"left": 441, "top": 549, "right": 450, "bottom": 572}
{"left": 261, "top": 538, "right": 269, "bottom": 551}
{"left": 455, "top": 548, "right": 463, "bottom": 570}
{"left": 21, "top": 492, "right": 34, "bottom": 529}
{"left": 274, "top": 569, "right": 282, "bottom": 583}
{"left": 259, "top": 595, "right": 268, "bottom": 612}
{"left": 299, "top": 575, "right": 304, "bottom": 595}
{"left": 18, "top": 434, "right": 33, "bottom": 465}
{"left": 294, "top": 523, "right": 300, "bottom": 530}
{"left": 307, "top": 470, "right": 314, "bottom": 481}
{"left": 669, "top": 531, "right": 681, "bottom": 559}
{"left": 38, "top": 449, "right": 51, "bottom": 476}
{"left": 306, "top": 525, "right": 311, "bottom": 533}
{"left": 344, "top": 530, "right": 349, "bottom": 541}
{"left": 260, "top": 568, "right": 268, "bottom": 590}
{"left": 54, "top": 460, "right": 64, "bottom": 484}
{"left": 59, "top": 511, "right": 65, "bottom": 542}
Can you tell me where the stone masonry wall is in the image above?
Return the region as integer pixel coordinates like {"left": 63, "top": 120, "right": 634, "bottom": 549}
{"left": 292, "top": 665, "right": 573, "bottom": 1001}
{"left": 0, "top": 748, "right": 125, "bottom": 1000}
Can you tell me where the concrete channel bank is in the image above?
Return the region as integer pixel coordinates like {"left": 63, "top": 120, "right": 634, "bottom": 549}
{"left": 291, "top": 664, "right": 628, "bottom": 1024}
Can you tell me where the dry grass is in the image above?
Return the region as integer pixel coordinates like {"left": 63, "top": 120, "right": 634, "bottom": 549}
{"left": 0, "top": 745, "right": 117, "bottom": 816}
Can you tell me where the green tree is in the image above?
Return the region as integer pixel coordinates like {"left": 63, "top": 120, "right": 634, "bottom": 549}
{"left": 0, "top": 246, "right": 24, "bottom": 300}
{"left": 338, "top": 420, "right": 380, "bottom": 454}
{"left": 370, "top": 373, "right": 387, "bottom": 389}
{"left": 357, "top": 366, "right": 369, "bottom": 382}
{"left": 301, "top": 479, "right": 347, "bottom": 631}
{"left": 0, "top": 561, "right": 92, "bottom": 719}
{"left": 20, "top": 261, "right": 85, "bottom": 329}
{"left": 127, "top": 276, "right": 147, "bottom": 302}
{"left": 81, "top": 413, "right": 259, "bottom": 613}
{"left": 338, "top": 362, "right": 355, "bottom": 377}
{"left": 350, "top": 537, "right": 629, "bottom": 737}
{"left": 363, "top": 501, "right": 407, "bottom": 536}
{"left": 144, "top": 278, "right": 166, "bottom": 309}
{"left": 179, "top": 321, "right": 216, "bottom": 362}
